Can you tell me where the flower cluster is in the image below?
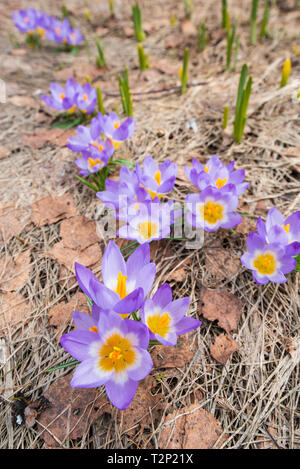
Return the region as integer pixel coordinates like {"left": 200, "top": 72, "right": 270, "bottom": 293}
{"left": 97, "top": 156, "right": 178, "bottom": 243}
{"left": 185, "top": 155, "right": 247, "bottom": 232}
{"left": 241, "top": 208, "right": 300, "bottom": 284}
{"left": 67, "top": 111, "right": 136, "bottom": 175}
{"left": 60, "top": 241, "right": 201, "bottom": 409}
{"left": 13, "top": 9, "right": 83, "bottom": 45}
{"left": 41, "top": 78, "right": 97, "bottom": 116}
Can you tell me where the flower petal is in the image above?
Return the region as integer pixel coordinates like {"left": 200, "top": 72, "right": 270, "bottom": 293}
{"left": 105, "top": 377, "right": 138, "bottom": 410}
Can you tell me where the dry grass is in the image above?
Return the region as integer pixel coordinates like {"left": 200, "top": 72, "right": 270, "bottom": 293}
{"left": 0, "top": 0, "right": 299, "bottom": 449}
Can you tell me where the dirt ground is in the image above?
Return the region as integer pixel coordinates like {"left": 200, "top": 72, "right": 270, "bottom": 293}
{"left": 0, "top": 0, "right": 299, "bottom": 449}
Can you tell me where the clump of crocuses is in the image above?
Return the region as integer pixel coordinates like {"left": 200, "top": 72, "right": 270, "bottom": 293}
{"left": 60, "top": 241, "right": 201, "bottom": 409}
{"left": 185, "top": 155, "right": 247, "bottom": 232}
{"left": 41, "top": 78, "right": 97, "bottom": 116}
{"left": 241, "top": 207, "right": 300, "bottom": 284}
{"left": 97, "top": 156, "right": 178, "bottom": 243}
{"left": 67, "top": 111, "right": 136, "bottom": 182}
{"left": 13, "top": 9, "right": 83, "bottom": 46}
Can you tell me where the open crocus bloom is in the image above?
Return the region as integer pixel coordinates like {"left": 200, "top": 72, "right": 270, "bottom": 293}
{"left": 94, "top": 112, "right": 136, "bottom": 149}
{"left": 136, "top": 156, "right": 177, "bottom": 200}
{"left": 241, "top": 233, "right": 296, "bottom": 284}
{"left": 41, "top": 77, "right": 81, "bottom": 113}
{"left": 185, "top": 156, "right": 249, "bottom": 196}
{"left": 141, "top": 284, "right": 201, "bottom": 345}
{"left": 75, "top": 138, "right": 114, "bottom": 175}
{"left": 60, "top": 310, "right": 153, "bottom": 409}
{"left": 67, "top": 119, "right": 103, "bottom": 153}
{"left": 257, "top": 208, "right": 300, "bottom": 257}
{"left": 186, "top": 185, "right": 242, "bottom": 232}
{"left": 13, "top": 8, "right": 38, "bottom": 33}
{"left": 75, "top": 82, "right": 97, "bottom": 115}
{"left": 118, "top": 201, "right": 174, "bottom": 244}
{"left": 75, "top": 241, "right": 156, "bottom": 317}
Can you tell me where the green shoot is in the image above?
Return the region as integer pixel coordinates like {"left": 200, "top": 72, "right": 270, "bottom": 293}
{"left": 250, "top": 0, "right": 259, "bottom": 45}
{"left": 260, "top": 0, "right": 270, "bottom": 40}
{"left": 183, "top": 0, "right": 194, "bottom": 19}
{"left": 170, "top": 14, "right": 176, "bottom": 26}
{"left": 180, "top": 47, "right": 189, "bottom": 94}
{"left": 233, "top": 35, "right": 240, "bottom": 71}
{"left": 222, "top": 105, "right": 229, "bottom": 129}
{"left": 233, "top": 63, "right": 252, "bottom": 143}
{"left": 61, "top": 4, "right": 69, "bottom": 18}
{"left": 222, "top": 0, "right": 228, "bottom": 29}
{"left": 118, "top": 67, "right": 133, "bottom": 116}
{"left": 132, "top": 3, "right": 146, "bottom": 42}
{"left": 226, "top": 20, "right": 237, "bottom": 71}
{"left": 95, "top": 38, "right": 106, "bottom": 68}
{"left": 109, "top": 0, "right": 115, "bottom": 17}
{"left": 197, "top": 22, "right": 209, "bottom": 52}
{"left": 84, "top": 9, "right": 92, "bottom": 22}
{"left": 280, "top": 58, "right": 291, "bottom": 88}
{"left": 294, "top": 254, "right": 300, "bottom": 272}
{"left": 137, "top": 43, "right": 150, "bottom": 70}
{"left": 96, "top": 86, "right": 105, "bottom": 114}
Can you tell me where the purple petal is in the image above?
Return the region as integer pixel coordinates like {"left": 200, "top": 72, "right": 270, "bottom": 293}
{"left": 60, "top": 330, "right": 97, "bottom": 361}
{"left": 72, "top": 310, "right": 96, "bottom": 331}
{"left": 102, "top": 240, "right": 126, "bottom": 290}
{"left": 105, "top": 377, "right": 138, "bottom": 410}
{"left": 152, "top": 284, "right": 173, "bottom": 309}
{"left": 71, "top": 359, "right": 113, "bottom": 388}
{"left": 175, "top": 317, "right": 202, "bottom": 335}
{"left": 127, "top": 347, "right": 153, "bottom": 380}
{"left": 113, "top": 288, "right": 144, "bottom": 315}
{"left": 124, "top": 319, "right": 150, "bottom": 349}
{"left": 246, "top": 232, "right": 265, "bottom": 253}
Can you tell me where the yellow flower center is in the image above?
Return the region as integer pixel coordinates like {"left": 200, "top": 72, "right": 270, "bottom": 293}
{"left": 114, "top": 121, "right": 120, "bottom": 129}
{"left": 83, "top": 93, "right": 88, "bottom": 101}
{"left": 109, "top": 137, "right": 121, "bottom": 150}
{"left": 60, "top": 93, "right": 65, "bottom": 100}
{"left": 138, "top": 221, "right": 159, "bottom": 240}
{"left": 215, "top": 177, "right": 228, "bottom": 189}
{"left": 37, "top": 27, "right": 45, "bottom": 36}
{"left": 67, "top": 105, "right": 76, "bottom": 114}
{"left": 282, "top": 224, "right": 290, "bottom": 233}
{"left": 154, "top": 170, "right": 161, "bottom": 186}
{"left": 147, "top": 313, "right": 171, "bottom": 338}
{"left": 71, "top": 33, "right": 76, "bottom": 40}
{"left": 56, "top": 27, "right": 61, "bottom": 35}
{"left": 88, "top": 157, "right": 102, "bottom": 169}
{"left": 24, "top": 16, "right": 29, "bottom": 23}
{"left": 204, "top": 165, "right": 211, "bottom": 173}
{"left": 202, "top": 201, "right": 224, "bottom": 224}
{"left": 89, "top": 326, "right": 98, "bottom": 333}
{"left": 114, "top": 271, "right": 128, "bottom": 299}
{"left": 253, "top": 253, "right": 276, "bottom": 275}
{"left": 99, "top": 334, "right": 135, "bottom": 373}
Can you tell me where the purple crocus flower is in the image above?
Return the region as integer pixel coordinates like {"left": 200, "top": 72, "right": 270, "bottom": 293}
{"left": 75, "top": 138, "right": 114, "bottom": 175}
{"left": 97, "top": 166, "right": 151, "bottom": 217}
{"left": 66, "top": 28, "right": 83, "bottom": 46}
{"left": 141, "top": 284, "right": 201, "bottom": 345}
{"left": 95, "top": 112, "right": 136, "bottom": 149}
{"left": 13, "top": 8, "right": 38, "bottom": 34}
{"left": 72, "top": 303, "right": 102, "bottom": 333}
{"left": 118, "top": 201, "right": 174, "bottom": 244}
{"left": 41, "top": 77, "right": 80, "bottom": 113}
{"left": 75, "top": 82, "right": 97, "bottom": 115}
{"left": 186, "top": 185, "right": 242, "bottom": 232}
{"left": 256, "top": 207, "right": 300, "bottom": 257}
{"left": 67, "top": 118, "right": 103, "bottom": 152}
{"left": 36, "top": 11, "right": 52, "bottom": 37}
{"left": 60, "top": 310, "right": 153, "bottom": 409}
{"left": 241, "top": 233, "right": 296, "bottom": 284}
{"left": 45, "top": 17, "right": 71, "bottom": 44}
{"left": 136, "top": 156, "right": 177, "bottom": 200}
{"left": 185, "top": 156, "right": 249, "bottom": 196}
{"left": 74, "top": 241, "right": 156, "bottom": 317}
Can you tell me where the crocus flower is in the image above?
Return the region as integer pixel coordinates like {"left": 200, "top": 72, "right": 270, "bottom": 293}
{"left": 13, "top": 8, "right": 38, "bottom": 34}
{"left": 60, "top": 310, "right": 153, "bottom": 409}
{"left": 241, "top": 233, "right": 296, "bottom": 284}
{"left": 136, "top": 156, "right": 177, "bottom": 200}
{"left": 36, "top": 11, "right": 52, "bottom": 37}
{"left": 97, "top": 166, "right": 151, "bottom": 219}
{"left": 72, "top": 303, "right": 102, "bottom": 332}
{"left": 75, "top": 138, "right": 114, "bottom": 175}
{"left": 94, "top": 112, "right": 136, "bottom": 149}
{"left": 74, "top": 241, "right": 156, "bottom": 317}
{"left": 118, "top": 201, "right": 174, "bottom": 244}
{"left": 45, "top": 17, "right": 71, "bottom": 44}
{"left": 75, "top": 82, "right": 97, "bottom": 115}
{"left": 141, "top": 284, "right": 201, "bottom": 345}
{"left": 186, "top": 185, "right": 242, "bottom": 232}
{"left": 66, "top": 28, "right": 83, "bottom": 46}
{"left": 256, "top": 207, "right": 300, "bottom": 257}
{"left": 185, "top": 155, "right": 249, "bottom": 196}
{"left": 67, "top": 118, "right": 103, "bottom": 153}
{"left": 41, "top": 77, "right": 80, "bottom": 113}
